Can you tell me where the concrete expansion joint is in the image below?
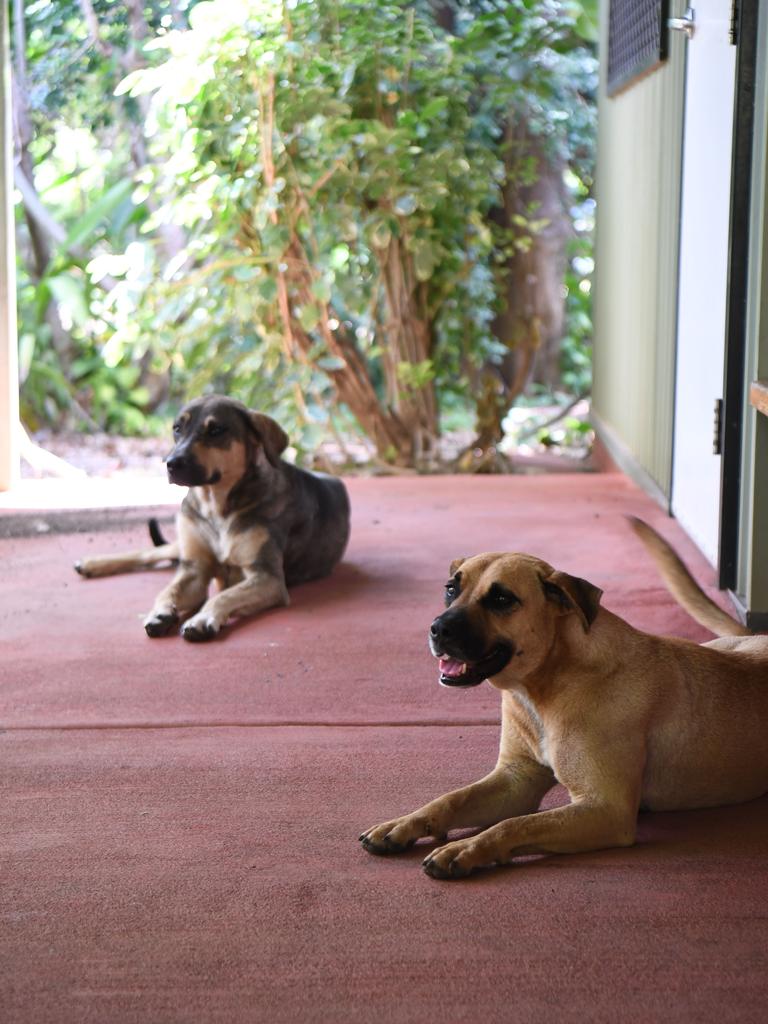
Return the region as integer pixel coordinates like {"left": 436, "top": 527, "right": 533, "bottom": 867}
{"left": 0, "top": 719, "right": 498, "bottom": 732}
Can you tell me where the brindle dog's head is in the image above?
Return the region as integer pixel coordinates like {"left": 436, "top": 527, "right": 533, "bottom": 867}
{"left": 429, "top": 552, "right": 603, "bottom": 689}
{"left": 164, "top": 395, "right": 288, "bottom": 489}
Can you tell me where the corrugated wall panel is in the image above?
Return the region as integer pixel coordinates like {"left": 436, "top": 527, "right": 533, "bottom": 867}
{"left": 593, "top": 3, "right": 686, "bottom": 497}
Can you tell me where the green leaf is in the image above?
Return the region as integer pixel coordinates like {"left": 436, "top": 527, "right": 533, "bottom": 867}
{"left": 311, "top": 278, "right": 332, "bottom": 302}
{"left": 317, "top": 354, "right": 346, "bottom": 371}
{"left": 261, "top": 224, "right": 290, "bottom": 258}
{"left": 420, "top": 96, "right": 449, "bottom": 119}
{"left": 298, "top": 304, "right": 321, "bottom": 331}
{"left": 60, "top": 179, "right": 135, "bottom": 254}
{"left": 47, "top": 274, "right": 89, "bottom": 328}
{"left": 256, "top": 277, "right": 278, "bottom": 302}
{"left": 329, "top": 245, "right": 350, "bottom": 270}
{"left": 394, "top": 194, "right": 418, "bottom": 216}
{"left": 370, "top": 220, "right": 392, "bottom": 250}
{"left": 129, "top": 386, "right": 151, "bottom": 406}
{"left": 413, "top": 244, "right": 437, "bottom": 282}
{"left": 18, "top": 332, "right": 36, "bottom": 382}
{"left": 232, "top": 265, "right": 261, "bottom": 282}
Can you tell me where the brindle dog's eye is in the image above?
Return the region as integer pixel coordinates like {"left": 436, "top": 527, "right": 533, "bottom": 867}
{"left": 172, "top": 422, "right": 182, "bottom": 436}
{"left": 207, "top": 422, "right": 227, "bottom": 438}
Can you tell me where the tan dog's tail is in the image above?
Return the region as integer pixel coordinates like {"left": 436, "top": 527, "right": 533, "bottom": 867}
{"left": 628, "top": 516, "right": 751, "bottom": 637}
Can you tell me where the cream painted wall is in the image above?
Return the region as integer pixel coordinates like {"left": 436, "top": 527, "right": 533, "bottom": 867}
{"left": 592, "top": 2, "right": 687, "bottom": 498}
{"left": 594, "top": 0, "right": 767, "bottom": 622}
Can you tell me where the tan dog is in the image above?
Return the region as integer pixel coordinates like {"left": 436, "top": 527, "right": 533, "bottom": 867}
{"left": 76, "top": 395, "right": 350, "bottom": 641}
{"left": 360, "top": 518, "right": 768, "bottom": 879}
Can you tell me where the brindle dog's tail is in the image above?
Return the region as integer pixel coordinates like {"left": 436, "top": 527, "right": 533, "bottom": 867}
{"left": 148, "top": 517, "right": 169, "bottom": 548}
{"left": 628, "top": 516, "right": 751, "bottom": 637}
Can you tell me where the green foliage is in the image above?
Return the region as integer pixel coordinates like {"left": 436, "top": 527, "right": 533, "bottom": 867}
{"left": 16, "top": 0, "right": 596, "bottom": 458}
{"left": 121, "top": 0, "right": 594, "bottom": 450}
{"left": 560, "top": 177, "right": 594, "bottom": 398}
{"left": 15, "top": 0, "right": 197, "bottom": 433}
{"left": 126, "top": 1, "right": 503, "bottom": 441}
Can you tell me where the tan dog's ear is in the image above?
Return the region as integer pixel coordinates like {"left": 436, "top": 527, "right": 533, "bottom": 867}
{"left": 542, "top": 570, "right": 603, "bottom": 632}
{"left": 248, "top": 412, "right": 289, "bottom": 467}
{"left": 449, "top": 557, "right": 466, "bottom": 576}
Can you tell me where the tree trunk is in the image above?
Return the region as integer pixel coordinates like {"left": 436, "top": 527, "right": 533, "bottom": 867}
{"left": 255, "top": 79, "right": 432, "bottom": 467}
{"left": 378, "top": 241, "right": 439, "bottom": 461}
{"left": 466, "top": 116, "right": 571, "bottom": 465}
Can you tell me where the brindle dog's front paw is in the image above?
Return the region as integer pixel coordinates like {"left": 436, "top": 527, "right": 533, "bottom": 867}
{"left": 422, "top": 838, "right": 483, "bottom": 880}
{"left": 144, "top": 612, "right": 179, "bottom": 638}
{"left": 180, "top": 614, "right": 220, "bottom": 643}
{"left": 359, "top": 815, "right": 443, "bottom": 856}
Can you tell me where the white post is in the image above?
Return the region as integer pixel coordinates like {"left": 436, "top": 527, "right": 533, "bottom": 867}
{"left": 0, "top": 1, "right": 18, "bottom": 491}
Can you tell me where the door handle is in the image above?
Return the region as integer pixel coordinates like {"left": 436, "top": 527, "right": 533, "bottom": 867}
{"left": 668, "top": 5, "right": 695, "bottom": 39}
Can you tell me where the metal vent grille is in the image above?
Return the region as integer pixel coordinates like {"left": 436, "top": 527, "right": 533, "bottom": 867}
{"left": 607, "top": 0, "right": 669, "bottom": 96}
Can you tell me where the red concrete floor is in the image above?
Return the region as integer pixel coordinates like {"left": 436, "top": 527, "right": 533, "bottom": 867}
{"left": 2, "top": 473, "right": 767, "bottom": 1023}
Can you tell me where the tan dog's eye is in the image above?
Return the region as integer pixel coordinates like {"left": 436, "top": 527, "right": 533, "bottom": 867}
{"left": 444, "top": 580, "right": 460, "bottom": 604}
{"left": 483, "top": 585, "right": 520, "bottom": 612}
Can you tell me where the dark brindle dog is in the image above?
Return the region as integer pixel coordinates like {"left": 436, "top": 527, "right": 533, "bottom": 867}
{"left": 75, "top": 395, "right": 350, "bottom": 642}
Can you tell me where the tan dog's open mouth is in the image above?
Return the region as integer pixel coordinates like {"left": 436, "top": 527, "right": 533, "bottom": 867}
{"left": 436, "top": 645, "right": 512, "bottom": 688}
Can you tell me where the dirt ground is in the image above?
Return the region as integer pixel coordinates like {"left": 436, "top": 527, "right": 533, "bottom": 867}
{"left": 22, "top": 402, "right": 593, "bottom": 480}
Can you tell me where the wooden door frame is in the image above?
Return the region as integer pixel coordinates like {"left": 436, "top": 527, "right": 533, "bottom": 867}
{"left": 718, "top": 0, "right": 759, "bottom": 588}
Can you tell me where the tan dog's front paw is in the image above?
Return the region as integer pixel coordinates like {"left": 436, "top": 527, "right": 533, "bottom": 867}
{"left": 359, "top": 815, "right": 444, "bottom": 855}
{"left": 181, "top": 613, "right": 221, "bottom": 643}
{"left": 422, "top": 838, "right": 486, "bottom": 880}
{"left": 144, "top": 611, "right": 179, "bottom": 638}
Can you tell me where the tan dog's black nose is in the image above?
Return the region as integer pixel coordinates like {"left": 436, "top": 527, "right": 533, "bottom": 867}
{"left": 430, "top": 617, "right": 446, "bottom": 641}
{"left": 430, "top": 611, "right": 463, "bottom": 643}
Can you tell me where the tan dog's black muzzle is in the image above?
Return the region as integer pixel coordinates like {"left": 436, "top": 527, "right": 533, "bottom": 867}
{"left": 429, "top": 608, "right": 513, "bottom": 688}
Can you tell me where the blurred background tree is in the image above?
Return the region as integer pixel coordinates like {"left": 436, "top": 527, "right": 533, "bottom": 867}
{"left": 13, "top": 0, "right": 596, "bottom": 468}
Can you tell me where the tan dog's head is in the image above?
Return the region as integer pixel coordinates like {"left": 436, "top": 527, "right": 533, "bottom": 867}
{"left": 429, "top": 551, "right": 603, "bottom": 689}
{"left": 165, "top": 395, "right": 288, "bottom": 489}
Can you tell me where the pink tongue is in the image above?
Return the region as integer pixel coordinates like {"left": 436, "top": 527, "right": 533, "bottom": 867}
{"left": 439, "top": 657, "right": 466, "bottom": 678}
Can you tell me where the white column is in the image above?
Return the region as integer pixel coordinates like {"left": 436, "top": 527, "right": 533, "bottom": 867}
{"left": 0, "top": 1, "right": 18, "bottom": 491}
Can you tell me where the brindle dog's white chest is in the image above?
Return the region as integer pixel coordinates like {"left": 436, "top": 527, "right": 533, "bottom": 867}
{"left": 211, "top": 526, "right": 250, "bottom": 582}
{"left": 196, "top": 499, "right": 267, "bottom": 583}
{"left": 195, "top": 495, "right": 236, "bottom": 565}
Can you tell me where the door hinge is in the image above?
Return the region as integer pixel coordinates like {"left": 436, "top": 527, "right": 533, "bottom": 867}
{"left": 669, "top": 5, "right": 696, "bottom": 39}
{"left": 713, "top": 398, "right": 724, "bottom": 454}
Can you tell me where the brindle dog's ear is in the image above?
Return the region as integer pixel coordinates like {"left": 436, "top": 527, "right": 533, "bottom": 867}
{"left": 542, "top": 570, "right": 603, "bottom": 632}
{"left": 248, "top": 412, "right": 289, "bottom": 467}
{"left": 449, "top": 557, "right": 466, "bottom": 576}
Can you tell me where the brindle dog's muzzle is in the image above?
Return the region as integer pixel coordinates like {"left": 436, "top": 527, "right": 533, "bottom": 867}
{"left": 164, "top": 446, "right": 220, "bottom": 487}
